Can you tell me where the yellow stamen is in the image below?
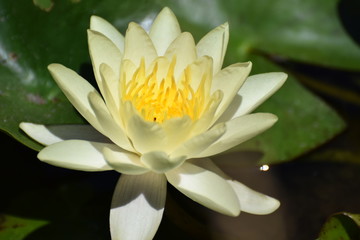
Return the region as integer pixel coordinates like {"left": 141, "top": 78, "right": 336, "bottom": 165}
{"left": 121, "top": 57, "right": 212, "bottom": 123}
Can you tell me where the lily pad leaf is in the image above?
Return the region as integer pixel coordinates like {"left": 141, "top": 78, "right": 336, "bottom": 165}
{"left": 0, "top": 214, "right": 48, "bottom": 240}
{"left": 168, "top": 0, "right": 360, "bottom": 70}
{"left": 229, "top": 55, "right": 345, "bottom": 164}
{"left": 318, "top": 212, "right": 360, "bottom": 240}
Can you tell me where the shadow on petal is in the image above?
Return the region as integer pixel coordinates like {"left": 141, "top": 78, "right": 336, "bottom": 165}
{"left": 110, "top": 173, "right": 167, "bottom": 240}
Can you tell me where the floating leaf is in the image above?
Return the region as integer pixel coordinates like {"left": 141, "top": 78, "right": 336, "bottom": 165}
{"left": 230, "top": 55, "right": 345, "bottom": 164}
{"left": 0, "top": 214, "right": 47, "bottom": 240}
{"left": 318, "top": 212, "right": 360, "bottom": 240}
{"left": 0, "top": 0, "right": 352, "bottom": 164}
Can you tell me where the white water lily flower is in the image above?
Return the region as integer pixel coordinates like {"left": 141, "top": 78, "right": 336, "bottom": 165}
{"left": 20, "top": 7, "right": 287, "bottom": 240}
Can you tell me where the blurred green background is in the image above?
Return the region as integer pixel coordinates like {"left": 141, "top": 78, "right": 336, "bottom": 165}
{"left": 0, "top": 0, "right": 359, "bottom": 239}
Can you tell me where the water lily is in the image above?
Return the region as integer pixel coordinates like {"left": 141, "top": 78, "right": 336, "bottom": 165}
{"left": 20, "top": 7, "right": 286, "bottom": 240}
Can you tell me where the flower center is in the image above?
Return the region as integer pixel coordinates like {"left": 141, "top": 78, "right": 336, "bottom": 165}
{"left": 121, "top": 57, "right": 210, "bottom": 123}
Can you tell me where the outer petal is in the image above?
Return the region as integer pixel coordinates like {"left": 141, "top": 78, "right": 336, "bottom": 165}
{"left": 103, "top": 147, "right": 149, "bottom": 175}
{"left": 211, "top": 62, "right": 252, "bottom": 122}
{"left": 47, "top": 64, "right": 104, "bottom": 134}
{"left": 123, "top": 22, "right": 157, "bottom": 66}
{"left": 140, "top": 151, "right": 186, "bottom": 173}
{"left": 166, "top": 161, "right": 240, "bottom": 216}
{"left": 196, "top": 22, "right": 229, "bottom": 75}
{"left": 170, "top": 122, "right": 226, "bottom": 159}
{"left": 88, "top": 30, "right": 122, "bottom": 94}
{"left": 217, "top": 72, "right": 287, "bottom": 122}
{"left": 90, "top": 15, "right": 125, "bottom": 52}
{"left": 190, "top": 158, "right": 280, "bottom": 215}
{"left": 196, "top": 113, "right": 278, "bottom": 158}
{"left": 38, "top": 140, "right": 114, "bottom": 171}
{"left": 110, "top": 173, "right": 166, "bottom": 240}
{"left": 19, "top": 122, "right": 109, "bottom": 146}
{"left": 99, "top": 63, "right": 121, "bottom": 124}
{"left": 228, "top": 180, "right": 280, "bottom": 215}
{"left": 164, "top": 32, "right": 197, "bottom": 79}
{"left": 88, "top": 92, "right": 134, "bottom": 152}
{"left": 149, "top": 7, "right": 181, "bottom": 56}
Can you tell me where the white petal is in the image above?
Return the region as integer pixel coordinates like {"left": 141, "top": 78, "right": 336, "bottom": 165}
{"left": 19, "top": 122, "right": 109, "bottom": 146}
{"left": 190, "top": 90, "right": 223, "bottom": 136}
{"left": 88, "top": 30, "right": 122, "bottom": 94}
{"left": 123, "top": 22, "right": 157, "bottom": 67}
{"left": 196, "top": 22, "right": 229, "bottom": 75}
{"left": 88, "top": 92, "right": 134, "bottom": 152}
{"left": 228, "top": 180, "right": 280, "bottom": 215}
{"left": 99, "top": 63, "right": 121, "bottom": 124}
{"left": 141, "top": 151, "right": 186, "bottom": 173}
{"left": 149, "top": 7, "right": 181, "bottom": 56}
{"left": 90, "top": 15, "right": 125, "bottom": 52}
{"left": 38, "top": 140, "right": 114, "bottom": 171}
{"left": 47, "top": 64, "right": 104, "bottom": 133}
{"left": 190, "top": 158, "right": 280, "bottom": 215}
{"left": 164, "top": 32, "right": 197, "bottom": 79}
{"left": 166, "top": 162, "right": 240, "bottom": 216}
{"left": 211, "top": 62, "right": 252, "bottom": 122}
{"left": 110, "top": 173, "right": 166, "bottom": 240}
{"left": 218, "top": 72, "right": 287, "bottom": 122}
{"left": 124, "top": 102, "right": 167, "bottom": 153}
{"left": 103, "top": 147, "right": 149, "bottom": 175}
{"left": 196, "top": 113, "right": 278, "bottom": 158}
{"left": 171, "top": 122, "right": 225, "bottom": 159}
{"left": 160, "top": 116, "right": 193, "bottom": 152}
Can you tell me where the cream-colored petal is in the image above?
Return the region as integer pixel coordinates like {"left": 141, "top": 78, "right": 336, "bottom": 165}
{"left": 166, "top": 162, "right": 240, "bottom": 216}
{"left": 190, "top": 158, "right": 280, "bottom": 215}
{"left": 217, "top": 72, "right": 287, "bottom": 122}
{"left": 124, "top": 102, "right": 168, "bottom": 153}
{"left": 88, "top": 30, "right": 122, "bottom": 94}
{"left": 149, "top": 7, "right": 181, "bottom": 56}
{"left": 103, "top": 146, "right": 149, "bottom": 175}
{"left": 196, "top": 22, "right": 229, "bottom": 75}
{"left": 190, "top": 90, "right": 223, "bottom": 136}
{"left": 47, "top": 64, "right": 104, "bottom": 133}
{"left": 141, "top": 151, "right": 186, "bottom": 173}
{"left": 196, "top": 113, "right": 278, "bottom": 158}
{"left": 99, "top": 63, "right": 121, "bottom": 124}
{"left": 158, "top": 116, "right": 193, "bottom": 152}
{"left": 88, "top": 92, "right": 134, "bottom": 152}
{"left": 164, "top": 32, "right": 197, "bottom": 79}
{"left": 171, "top": 122, "right": 225, "bottom": 159}
{"left": 123, "top": 22, "right": 157, "bottom": 66}
{"left": 19, "top": 122, "right": 109, "bottom": 146}
{"left": 228, "top": 180, "right": 280, "bottom": 215}
{"left": 184, "top": 56, "right": 213, "bottom": 95}
{"left": 110, "top": 173, "right": 166, "bottom": 240}
{"left": 38, "top": 140, "right": 114, "bottom": 171}
{"left": 90, "top": 15, "right": 125, "bottom": 52}
{"left": 211, "top": 62, "right": 252, "bottom": 123}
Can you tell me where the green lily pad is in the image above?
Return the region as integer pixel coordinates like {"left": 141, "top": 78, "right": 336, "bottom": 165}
{"left": 230, "top": 55, "right": 345, "bottom": 164}
{"left": 318, "top": 212, "right": 360, "bottom": 240}
{"left": 0, "top": 214, "right": 48, "bottom": 240}
{"left": 169, "top": 0, "right": 360, "bottom": 70}
{"left": 0, "top": 0, "right": 352, "bottom": 164}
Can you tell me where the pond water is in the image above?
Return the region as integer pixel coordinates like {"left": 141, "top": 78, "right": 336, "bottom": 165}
{"left": 1, "top": 134, "right": 359, "bottom": 240}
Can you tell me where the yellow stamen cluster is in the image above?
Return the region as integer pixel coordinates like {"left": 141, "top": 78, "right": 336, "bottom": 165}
{"left": 121, "top": 57, "right": 210, "bottom": 123}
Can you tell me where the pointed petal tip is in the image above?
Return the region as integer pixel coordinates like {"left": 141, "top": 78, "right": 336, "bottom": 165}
{"left": 19, "top": 121, "right": 29, "bottom": 130}
{"left": 47, "top": 63, "right": 62, "bottom": 72}
{"left": 90, "top": 15, "right": 102, "bottom": 26}
{"left": 228, "top": 180, "right": 281, "bottom": 215}
{"left": 159, "top": 6, "right": 175, "bottom": 15}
